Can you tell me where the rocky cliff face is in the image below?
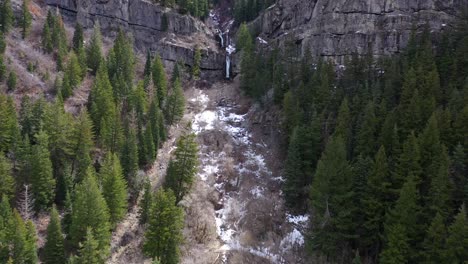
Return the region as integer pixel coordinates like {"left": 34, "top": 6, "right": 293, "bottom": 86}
{"left": 47, "top": 0, "right": 225, "bottom": 73}
{"left": 252, "top": 0, "right": 466, "bottom": 62}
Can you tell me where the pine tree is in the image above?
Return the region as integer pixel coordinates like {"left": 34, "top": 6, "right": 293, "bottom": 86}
{"left": 11, "top": 210, "right": 27, "bottom": 264}
{"left": 0, "top": 31, "right": 5, "bottom": 54}
{"left": 107, "top": 29, "right": 135, "bottom": 101}
{"left": 89, "top": 63, "right": 117, "bottom": 149}
{"left": 0, "top": 96, "right": 18, "bottom": 151}
{"left": 30, "top": 131, "right": 56, "bottom": 211}
{"left": 362, "top": 146, "right": 392, "bottom": 253}
{"left": 23, "top": 220, "right": 38, "bottom": 264}
{"left": 44, "top": 205, "right": 66, "bottom": 264}
{"left": 152, "top": 54, "right": 167, "bottom": 107}
{"left": 72, "top": 23, "right": 84, "bottom": 53}
{"left": 0, "top": 155, "right": 15, "bottom": 200}
{"left": 283, "top": 128, "right": 303, "bottom": 209}
{"left": 355, "top": 101, "right": 377, "bottom": 157}
{"left": 76, "top": 228, "right": 101, "bottom": 264}
{"left": 393, "top": 132, "right": 421, "bottom": 195}
{"left": 67, "top": 51, "right": 83, "bottom": 88}
{"left": 165, "top": 77, "right": 185, "bottom": 125}
{"left": 0, "top": 55, "right": 5, "bottom": 81}
{"left": 334, "top": 98, "right": 352, "bottom": 149}
{"left": 164, "top": 134, "right": 199, "bottom": 203}
{"left": 144, "top": 125, "right": 156, "bottom": 164}
{"left": 381, "top": 176, "right": 422, "bottom": 263}
{"left": 308, "top": 136, "right": 353, "bottom": 258}
{"left": 42, "top": 21, "right": 53, "bottom": 53}
{"left": 445, "top": 205, "right": 468, "bottom": 263}
{"left": 71, "top": 110, "right": 94, "bottom": 183}
{"left": 143, "top": 189, "right": 184, "bottom": 264}
{"left": 148, "top": 98, "right": 160, "bottom": 149}
{"left": 237, "top": 23, "right": 251, "bottom": 51}
{"left": 20, "top": 0, "right": 32, "bottom": 39}
{"left": 7, "top": 72, "right": 17, "bottom": 91}
{"left": 121, "top": 119, "right": 139, "bottom": 194}
{"left": 0, "top": 0, "right": 14, "bottom": 33}
{"left": 0, "top": 195, "right": 14, "bottom": 263}
{"left": 451, "top": 144, "right": 467, "bottom": 208}
{"left": 192, "top": 46, "right": 201, "bottom": 80}
{"left": 139, "top": 179, "right": 152, "bottom": 224}
{"left": 422, "top": 212, "right": 446, "bottom": 264}
{"left": 86, "top": 23, "right": 103, "bottom": 75}
{"left": 144, "top": 50, "right": 152, "bottom": 78}
{"left": 100, "top": 152, "right": 128, "bottom": 226}
{"left": 70, "top": 169, "right": 111, "bottom": 258}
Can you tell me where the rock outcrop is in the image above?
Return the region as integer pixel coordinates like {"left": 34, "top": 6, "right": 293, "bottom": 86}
{"left": 252, "top": 0, "right": 466, "bottom": 62}
{"left": 46, "top": 0, "right": 225, "bottom": 73}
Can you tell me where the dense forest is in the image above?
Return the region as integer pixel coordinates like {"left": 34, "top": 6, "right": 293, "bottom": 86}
{"left": 0, "top": 1, "right": 199, "bottom": 263}
{"left": 236, "top": 13, "right": 468, "bottom": 263}
{"left": 1, "top": 0, "right": 467, "bottom": 262}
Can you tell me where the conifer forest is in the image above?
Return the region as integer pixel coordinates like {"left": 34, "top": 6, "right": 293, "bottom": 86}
{"left": 0, "top": 0, "right": 466, "bottom": 263}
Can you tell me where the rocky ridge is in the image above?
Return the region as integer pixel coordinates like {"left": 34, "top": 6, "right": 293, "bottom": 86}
{"left": 252, "top": 0, "right": 466, "bottom": 62}
{"left": 46, "top": 0, "right": 225, "bottom": 73}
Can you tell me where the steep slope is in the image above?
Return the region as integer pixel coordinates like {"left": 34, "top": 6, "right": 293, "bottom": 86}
{"left": 252, "top": 0, "right": 466, "bottom": 61}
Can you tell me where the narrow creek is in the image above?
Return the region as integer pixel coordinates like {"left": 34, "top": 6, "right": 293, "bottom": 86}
{"left": 188, "top": 84, "right": 309, "bottom": 263}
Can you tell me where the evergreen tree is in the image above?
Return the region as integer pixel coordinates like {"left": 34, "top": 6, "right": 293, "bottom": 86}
{"left": 100, "top": 152, "right": 128, "bottom": 226}
{"left": 308, "top": 136, "right": 353, "bottom": 258}
{"left": 23, "top": 220, "right": 38, "bottom": 264}
{"left": 152, "top": 54, "right": 167, "bottom": 107}
{"left": 422, "top": 212, "right": 446, "bottom": 264}
{"left": 120, "top": 120, "right": 139, "bottom": 194}
{"left": 144, "top": 50, "right": 152, "bottom": 78}
{"left": 0, "top": 156, "right": 15, "bottom": 200}
{"left": 192, "top": 46, "right": 201, "bottom": 80}
{"left": 393, "top": 132, "right": 421, "bottom": 196}
{"left": 0, "top": 95, "right": 18, "bottom": 153}
{"left": 11, "top": 210, "right": 27, "bottom": 264}
{"left": 334, "top": 98, "right": 352, "bottom": 151}
{"left": 30, "top": 131, "right": 56, "bottom": 211}
{"left": 165, "top": 77, "right": 185, "bottom": 125}
{"left": 148, "top": 98, "right": 161, "bottom": 149}
{"left": 72, "top": 23, "right": 84, "bottom": 53}
{"left": 355, "top": 101, "right": 377, "bottom": 157}
{"left": 237, "top": 23, "right": 251, "bottom": 51}
{"left": 283, "top": 128, "right": 303, "bottom": 209}
{"left": 20, "top": 0, "right": 32, "bottom": 39}
{"left": 71, "top": 110, "right": 94, "bottom": 183}
{"left": 86, "top": 23, "right": 103, "bottom": 75}
{"left": 44, "top": 205, "right": 66, "bottom": 264}
{"left": 0, "top": 195, "right": 14, "bottom": 263}
{"left": 76, "top": 228, "right": 101, "bottom": 264}
{"left": 143, "top": 189, "right": 184, "bottom": 264}
{"left": 139, "top": 179, "right": 152, "bottom": 224}
{"left": 70, "top": 169, "right": 110, "bottom": 259}
{"left": 144, "top": 125, "right": 156, "bottom": 164}
{"left": 0, "top": 55, "right": 6, "bottom": 82}
{"left": 42, "top": 20, "right": 54, "bottom": 53}
{"left": 0, "top": 31, "right": 5, "bottom": 54}
{"left": 0, "top": 0, "right": 14, "bottom": 33}
{"left": 89, "top": 63, "right": 117, "bottom": 149}
{"left": 164, "top": 134, "right": 198, "bottom": 203}
{"left": 7, "top": 72, "right": 17, "bottom": 91}
{"left": 381, "top": 176, "right": 422, "bottom": 263}
{"left": 362, "top": 146, "right": 392, "bottom": 253}
{"left": 107, "top": 29, "right": 135, "bottom": 101}
{"left": 451, "top": 144, "right": 467, "bottom": 208}
{"left": 445, "top": 205, "right": 468, "bottom": 263}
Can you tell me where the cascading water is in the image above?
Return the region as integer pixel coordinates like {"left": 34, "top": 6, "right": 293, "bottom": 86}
{"left": 218, "top": 29, "right": 224, "bottom": 47}
{"left": 225, "top": 44, "right": 235, "bottom": 79}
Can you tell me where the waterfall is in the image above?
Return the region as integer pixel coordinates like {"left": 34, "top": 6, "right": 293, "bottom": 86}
{"left": 226, "top": 54, "right": 230, "bottom": 79}
{"left": 219, "top": 32, "right": 224, "bottom": 47}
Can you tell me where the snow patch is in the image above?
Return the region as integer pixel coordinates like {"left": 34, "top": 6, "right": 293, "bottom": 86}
{"left": 280, "top": 229, "right": 305, "bottom": 249}
{"left": 192, "top": 110, "right": 217, "bottom": 133}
